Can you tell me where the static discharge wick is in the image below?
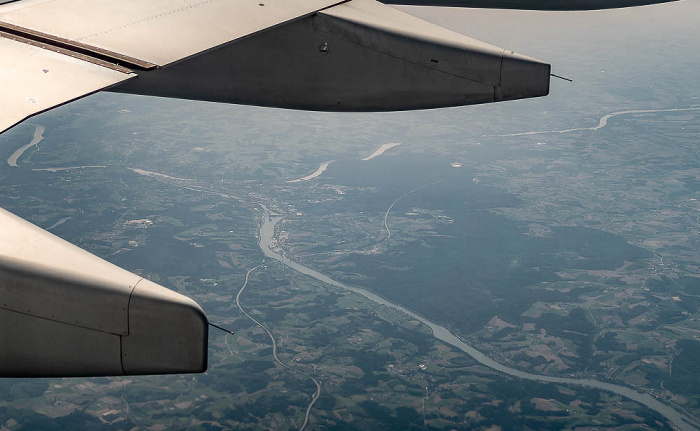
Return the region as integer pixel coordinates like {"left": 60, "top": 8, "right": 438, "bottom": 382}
{"left": 208, "top": 322, "right": 235, "bottom": 335}
{"left": 551, "top": 73, "right": 573, "bottom": 82}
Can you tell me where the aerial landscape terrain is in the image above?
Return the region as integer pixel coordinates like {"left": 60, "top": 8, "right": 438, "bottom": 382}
{"left": 1, "top": 1, "right": 699, "bottom": 430}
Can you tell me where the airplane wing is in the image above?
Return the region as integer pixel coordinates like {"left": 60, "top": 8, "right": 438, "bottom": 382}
{"left": 0, "top": 0, "right": 678, "bottom": 377}
{"left": 0, "top": 0, "right": 553, "bottom": 136}
{"left": 0, "top": 0, "right": 678, "bottom": 135}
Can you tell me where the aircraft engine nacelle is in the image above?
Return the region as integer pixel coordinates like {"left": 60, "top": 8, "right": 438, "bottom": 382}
{"left": 113, "top": 0, "right": 550, "bottom": 111}
{"left": 0, "top": 209, "right": 208, "bottom": 377}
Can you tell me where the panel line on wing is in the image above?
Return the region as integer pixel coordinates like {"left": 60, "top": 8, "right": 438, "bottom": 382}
{"left": 0, "top": 21, "right": 156, "bottom": 70}
{"left": 75, "top": 0, "right": 226, "bottom": 42}
{"left": 0, "top": 30, "right": 133, "bottom": 74}
{"left": 0, "top": 0, "right": 346, "bottom": 65}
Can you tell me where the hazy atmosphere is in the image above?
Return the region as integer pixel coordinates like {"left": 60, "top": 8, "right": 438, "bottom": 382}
{"left": 1, "top": 1, "right": 699, "bottom": 429}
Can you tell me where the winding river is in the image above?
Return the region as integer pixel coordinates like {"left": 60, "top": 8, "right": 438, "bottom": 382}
{"left": 496, "top": 107, "right": 700, "bottom": 137}
{"left": 258, "top": 212, "right": 699, "bottom": 431}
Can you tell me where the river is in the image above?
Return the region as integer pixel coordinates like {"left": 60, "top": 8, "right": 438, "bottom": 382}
{"left": 258, "top": 211, "right": 699, "bottom": 431}
{"left": 33, "top": 165, "right": 106, "bottom": 172}
{"left": 287, "top": 161, "right": 333, "bottom": 183}
{"left": 496, "top": 107, "right": 700, "bottom": 137}
{"left": 7, "top": 124, "right": 44, "bottom": 167}
{"left": 362, "top": 143, "right": 403, "bottom": 161}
